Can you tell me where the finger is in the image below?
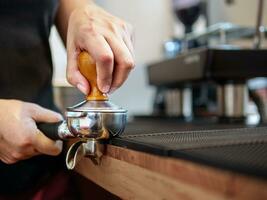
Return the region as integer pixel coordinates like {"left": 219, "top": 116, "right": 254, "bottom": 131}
{"left": 29, "top": 104, "right": 63, "bottom": 123}
{"left": 33, "top": 130, "right": 63, "bottom": 156}
{"left": 0, "top": 157, "right": 16, "bottom": 165}
{"left": 0, "top": 150, "right": 20, "bottom": 164}
{"left": 16, "top": 147, "right": 40, "bottom": 159}
{"left": 67, "top": 43, "right": 89, "bottom": 95}
{"left": 122, "top": 35, "right": 134, "bottom": 59}
{"left": 0, "top": 137, "right": 39, "bottom": 162}
{"left": 0, "top": 152, "right": 13, "bottom": 164}
{"left": 10, "top": 148, "right": 40, "bottom": 162}
{"left": 19, "top": 150, "right": 40, "bottom": 160}
{"left": 0, "top": 142, "right": 16, "bottom": 164}
{"left": 83, "top": 35, "right": 114, "bottom": 93}
{"left": 122, "top": 25, "right": 135, "bottom": 57}
{"left": 105, "top": 35, "right": 134, "bottom": 92}
{"left": 109, "top": 65, "right": 132, "bottom": 94}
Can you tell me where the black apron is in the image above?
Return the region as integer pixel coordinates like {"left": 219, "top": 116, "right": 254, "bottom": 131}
{"left": 0, "top": 0, "right": 64, "bottom": 194}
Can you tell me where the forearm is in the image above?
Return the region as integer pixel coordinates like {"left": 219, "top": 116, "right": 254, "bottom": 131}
{"left": 55, "top": 0, "right": 91, "bottom": 45}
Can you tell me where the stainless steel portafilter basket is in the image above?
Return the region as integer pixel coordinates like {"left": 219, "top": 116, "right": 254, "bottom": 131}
{"left": 38, "top": 52, "right": 127, "bottom": 169}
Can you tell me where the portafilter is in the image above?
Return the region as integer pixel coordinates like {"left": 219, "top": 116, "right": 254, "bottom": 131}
{"left": 37, "top": 51, "right": 127, "bottom": 169}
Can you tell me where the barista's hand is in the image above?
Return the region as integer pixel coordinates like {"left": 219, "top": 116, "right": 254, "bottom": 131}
{"left": 0, "top": 100, "right": 63, "bottom": 164}
{"left": 66, "top": 3, "right": 135, "bottom": 95}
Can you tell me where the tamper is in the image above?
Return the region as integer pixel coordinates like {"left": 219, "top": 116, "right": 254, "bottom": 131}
{"left": 38, "top": 51, "right": 127, "bottom": 169}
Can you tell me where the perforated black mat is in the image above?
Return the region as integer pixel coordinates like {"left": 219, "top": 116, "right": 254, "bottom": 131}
{"left": 111, "top": 126, "right": 267, "bottom": 178}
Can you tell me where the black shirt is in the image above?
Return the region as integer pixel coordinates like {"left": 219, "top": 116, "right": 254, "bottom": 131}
{"left": 0, "top": 0, "right": 64, "bottom": 194}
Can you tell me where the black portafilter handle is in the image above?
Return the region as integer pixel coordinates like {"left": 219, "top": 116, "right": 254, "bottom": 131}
{"left": 37, "top": 121, "right": 63, "bottom": 140}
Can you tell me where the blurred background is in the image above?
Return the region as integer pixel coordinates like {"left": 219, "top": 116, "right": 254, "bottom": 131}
{"left": 51, "top": 0, "right": 267, "bottom": 124}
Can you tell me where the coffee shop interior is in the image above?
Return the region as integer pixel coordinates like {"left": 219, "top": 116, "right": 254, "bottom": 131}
{"left": 50, "top": 0, "right": 267, "bottom": 199}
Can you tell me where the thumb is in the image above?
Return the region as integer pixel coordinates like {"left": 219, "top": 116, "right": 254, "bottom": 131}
{"left": 33, "top": 130, "right": 63, "bottom": 156}
{"left": 28, "top": 103, "right": 63, "bottom": 123}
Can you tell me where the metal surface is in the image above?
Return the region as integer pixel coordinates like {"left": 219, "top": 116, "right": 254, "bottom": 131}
{"left": 56, "top": 111, "right": 127, "bottom": 140}
{"left": 165, "top": 89, "right": 183, "bottom": 116}
{"left": 148, "top": 47, "right": 206, "bottom": 86}
{"left": 165, "top": 88, "right": 192, "bottom": 117}
{"left": 183, "top": 87, "right": 193, "bottom": 118}
{"left": 66, "top": 141, "right": 85, "bottom": 170}
{"left": 67, "top": 100, "right": 126, "bottom": 113}
{"left": 66, "top": 112, "right": 126, "bottom": 139}
{"left": 148, "top": 48, "right": 267, "bottom": 86}
{"left": 83, "top": 139, "right": 104, "bottom": 165}
{"left": 63, "top": 100, "right": 126, "bottom": 168}
{"left": 254, "top": 0, "right": 265, "bottom": 49}
{"left": 57, "top": 100, "right": 127, "bottom": 140}
{"left": 46, "top": 99, "right": 127, "bottom": 169}
{"left": 58, "top": 121, "right": 74, "bottom": 139}
{"left": 184, "top": 22, "right": 267, "bottom": 43}
{"left": 66, "top": 139, "right": 105, "bottom": 170}
{"left": 217, "top": 84, "right": 248, "bottom": 118}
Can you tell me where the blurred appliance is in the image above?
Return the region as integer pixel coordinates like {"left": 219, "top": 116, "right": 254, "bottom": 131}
{"left": 172, "top": 0, "right": 202, "bottom": 34}
{"left": 148, "top": 46, "right": 267, "bottom": 122}
{"left": 166, "top": 0, "right": 207, "bottom": 57}
{"left": 147, "top": 0, "right": 267, "bottom": 124}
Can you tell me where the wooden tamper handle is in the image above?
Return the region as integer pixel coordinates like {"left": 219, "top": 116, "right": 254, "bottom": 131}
{"left": 78, "top": 51, "right": 108, "bottom": 101}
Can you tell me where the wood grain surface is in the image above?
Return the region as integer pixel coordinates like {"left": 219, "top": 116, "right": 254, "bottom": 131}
{"left": 74, "top": 144, "right": 267, "bottom": 200}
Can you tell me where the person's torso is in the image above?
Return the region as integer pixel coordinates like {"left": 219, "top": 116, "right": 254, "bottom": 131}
{"left": 0, "top": 0, "right": 64, "bottom": 195}
{"left": 0, "top": 0, "right": 58, "bottom": 107}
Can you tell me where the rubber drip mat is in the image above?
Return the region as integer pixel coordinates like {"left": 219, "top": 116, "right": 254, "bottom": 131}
{"left": 111, "top": 127, "right": 267, "bottom": 178}
{"left": 123, "top": 118, "right": 244, "bottom": 136}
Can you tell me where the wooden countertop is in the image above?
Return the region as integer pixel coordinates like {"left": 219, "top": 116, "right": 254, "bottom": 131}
{"left": 74, "top": 144, "right": 267, "bottom": 200}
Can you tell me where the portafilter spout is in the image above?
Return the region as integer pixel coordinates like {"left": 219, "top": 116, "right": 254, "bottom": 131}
{"left": 37, "top": 51, "right": 127, "bottom": 169}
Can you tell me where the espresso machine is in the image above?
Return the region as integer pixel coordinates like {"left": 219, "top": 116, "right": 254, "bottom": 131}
{"left": 112, "top": 1, "right": 267, "bottom": 180}
{"left": 148, "top": 46, "right": 267, "bottom": 122}
{"left": 146, "top": 0, "right": 267, "bottom": 125}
